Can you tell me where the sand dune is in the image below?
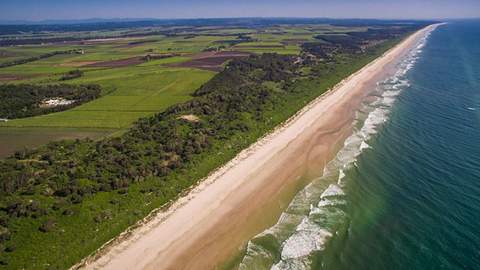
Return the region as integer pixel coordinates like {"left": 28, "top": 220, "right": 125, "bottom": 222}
{"left": 76, "top": 24, "right": 440, "bottom": 270}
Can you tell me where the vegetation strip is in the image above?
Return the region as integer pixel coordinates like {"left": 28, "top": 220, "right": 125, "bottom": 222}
{"left": 0, "top": 49, "right": 84, "bottom": 68}
{"left": 0, "top": 84, "right": 101, "bottom": 120}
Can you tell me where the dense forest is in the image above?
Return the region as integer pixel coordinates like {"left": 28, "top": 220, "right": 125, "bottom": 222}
{"left": 0, "top": 23, "right": 428, "bottom": 268}
{"left": 0, "top": 84, "right": 100, "bottom": 119}
{"left": 0, "top": 53, "right": 295, "bottom": 202}
{"left": 305, "top": 24, "right": 423, "bottom": 60}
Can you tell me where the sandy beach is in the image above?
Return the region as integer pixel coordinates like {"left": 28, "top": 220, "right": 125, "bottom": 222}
{"left": 77, "top": 24, "right": 439, "bottom": 270}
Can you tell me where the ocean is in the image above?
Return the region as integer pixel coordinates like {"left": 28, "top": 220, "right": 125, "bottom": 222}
{"left": 237, "top": 20, "right": 480, "bottom": 269}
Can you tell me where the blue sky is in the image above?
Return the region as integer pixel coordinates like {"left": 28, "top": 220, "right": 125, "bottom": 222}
{"left": 1, "top": 0, "right": 479, "bottom": 21}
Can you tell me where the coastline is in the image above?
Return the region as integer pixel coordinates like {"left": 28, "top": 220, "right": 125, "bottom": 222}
{"left": 77, "top": 24, "right": 440, "bottom": 270}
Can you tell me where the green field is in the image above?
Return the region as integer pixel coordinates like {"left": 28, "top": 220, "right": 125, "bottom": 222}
{"left": 1, "top": 67, "right": 214, "bottom": 128}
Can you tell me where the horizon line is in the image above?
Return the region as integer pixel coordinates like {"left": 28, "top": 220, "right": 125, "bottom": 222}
{"left": 0, "top": 16, "right": 475, "bottom": 26}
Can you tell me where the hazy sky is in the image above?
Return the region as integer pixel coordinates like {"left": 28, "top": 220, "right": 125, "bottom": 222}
{"left": 1, "top": 0, "right": 479, "bottom": 21}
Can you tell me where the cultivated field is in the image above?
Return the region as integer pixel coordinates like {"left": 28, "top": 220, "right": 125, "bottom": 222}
{"left": 0, "top": 23, "right": 369, "bottom": 153}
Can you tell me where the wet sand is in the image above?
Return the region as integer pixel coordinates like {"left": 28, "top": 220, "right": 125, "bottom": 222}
{"left": 77, "top": 24, "right": 439, "bottom": 270}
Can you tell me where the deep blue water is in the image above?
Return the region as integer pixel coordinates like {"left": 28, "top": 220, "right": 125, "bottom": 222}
{"left": 323, "top": 20, "right": 480, "bottom": 270}
{"left": 238, "top": 21, "right": 480, "bottom": 270}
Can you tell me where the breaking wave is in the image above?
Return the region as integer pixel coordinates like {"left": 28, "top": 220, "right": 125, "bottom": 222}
{"left": 238, "top": 30, "right": 433, "bottom": 270}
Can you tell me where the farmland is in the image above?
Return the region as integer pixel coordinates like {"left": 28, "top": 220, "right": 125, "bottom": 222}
{"left": 0, "top": 25, "right": 327, "bottom": 128}
{"left": 0, "top": 22, "right": 369, "bottom": 156}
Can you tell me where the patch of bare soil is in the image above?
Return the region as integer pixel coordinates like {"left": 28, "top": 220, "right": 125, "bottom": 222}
{"left": 58, "top": 61, "right": 100, "bottom": 67}
{"left": 60, "top": 38, "right": 127, "bottom": 46}
{"left": 0, "top": 50, "right": 18, "bottom": 57}
{"left": 0, "top": 74, "right": 30, "bottom": 81}
{"left": 241, "top": 45, "right": 285, "bottom": 48}
{"left": 178, "top": 114, "right": 200, "bottom": 122}
{"left": 115, "top": 40, "right": 156, "bottom": 49}
{"left": 85, "top": 57, "right": 145, "bottom": 68}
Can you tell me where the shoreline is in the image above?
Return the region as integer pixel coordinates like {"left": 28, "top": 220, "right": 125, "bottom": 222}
{"left": 76, "top": 24, "right": 440, "bottom": 270}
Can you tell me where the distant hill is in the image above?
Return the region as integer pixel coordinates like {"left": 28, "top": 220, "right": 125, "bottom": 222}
{"left": 0, "top": 18, "right": 158, "bottom": 25}
{"left": 0, "top": 17, "right": 436, "bottom": 36}
{"left": 0, "top": 17, "right": 434, "bottom": 26}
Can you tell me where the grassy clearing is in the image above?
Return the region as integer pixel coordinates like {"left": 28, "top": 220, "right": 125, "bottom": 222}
{"left": 0, "top": 127, "right": 112, "bottom": 158}
{"left": 1, "top": 67, "right": 214, "bottom": 128}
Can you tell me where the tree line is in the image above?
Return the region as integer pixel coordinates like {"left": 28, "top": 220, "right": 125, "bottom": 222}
{"left": 0, "top": 49, "right": 84, "bottom": 68}
{"left": 0, "top": 83, "right": 100, "bottom": 119}
{"left": 304, "top": 24, "right": 427, "bottom": 60}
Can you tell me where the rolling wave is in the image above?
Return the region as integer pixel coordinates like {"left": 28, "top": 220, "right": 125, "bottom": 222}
{"left": 238, "top": 28, "right": 433, "bottom": 270}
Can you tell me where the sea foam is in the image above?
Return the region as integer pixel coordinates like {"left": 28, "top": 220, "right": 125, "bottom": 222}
{"left": 239, "top": 28, "right": 432, "bottom": 270}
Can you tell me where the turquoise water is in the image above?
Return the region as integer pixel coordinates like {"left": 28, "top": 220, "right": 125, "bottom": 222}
{"left": 321, "top": 20, "right": 480, "bottom": 270}
{"left": 238, "top": 21, "right": 480, "bottom": 269}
